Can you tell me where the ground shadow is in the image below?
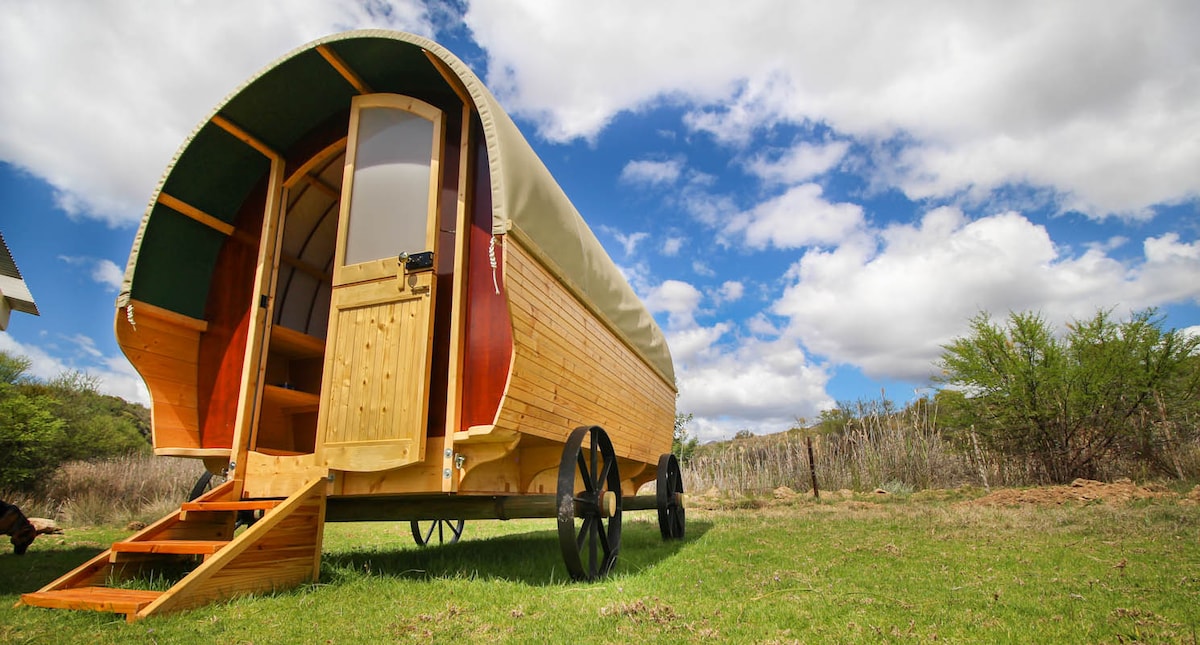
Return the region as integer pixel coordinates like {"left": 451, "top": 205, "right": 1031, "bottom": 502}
{"left": 0, "top": 546, "right": 106, "bottom": 595}
{"left": 321, "top": 519, "right": 713, "bottom": 586}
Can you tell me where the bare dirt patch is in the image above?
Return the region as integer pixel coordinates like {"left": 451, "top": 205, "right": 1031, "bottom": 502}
{"left": 964, "top": 478, "right": 1174, "bottom": 507}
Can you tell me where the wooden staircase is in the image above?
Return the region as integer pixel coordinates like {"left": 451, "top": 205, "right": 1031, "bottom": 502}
{"left": 19, "top": 477, "right": 326, "bottom": 622}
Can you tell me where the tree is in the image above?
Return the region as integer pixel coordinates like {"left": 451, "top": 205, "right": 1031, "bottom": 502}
{"left": 0, "top": 353, "right": 66, "bottom": 489}
{"left": 0, "top": 350, "right": 152, "bottom": 491}
{"left": 937, "top": 308, "right": 1200, "bottom": 482}
{"left": 672, "top": 412, "right": 699, "bottom": 462}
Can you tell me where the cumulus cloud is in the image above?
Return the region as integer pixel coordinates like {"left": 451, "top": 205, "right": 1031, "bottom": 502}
{"left": 724, "top": 183, "right": 865, "bottom": 249}
{"left": 772, "top": 207, "right": 1200, "bottom": 380}
{"left": 0, "top": 0, "right": 432, "bottom": 226}
{"left": 0, "top": 332, "right": 149, "bottom": 404}
{"left": 675, "top": 336, "right": 832, "bottom": 441}
{"left": 644, "top": 279, "right": 703, "bottom": 328}
{"left": 620, "top": 158, "right": 684, "bottom": 186}
{"left": 661, "top": 236, "right": 684, "bottom": 256}
{"left": 748, "top": 140, "right": 850, "bottom": 184}
{"left": 57, "top": 256, "right": 125, "bottom": 291}
{"left": 600, "top": 227, "right": 649, "bottom": 256}
{"left": 714, "top": 281, "right": 744, "bottom": 305}
{"left": 643, "top": 276, "right": 832, "bottom": 439}
{"left": 465, "top": 0, "right": 1200, "bottom": 218}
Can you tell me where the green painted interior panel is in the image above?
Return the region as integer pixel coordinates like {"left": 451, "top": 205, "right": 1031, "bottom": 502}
{"left": 129, "top": 206, "right": 226, "bottom": 318}
{"left": 328, "top": 38, "right": 461, "bottom": 113}
{"left": 160, "top": 123, "right": 271, "bottom": 224}
{"left": 221, "top": 49, "right": 359, "bottom": 153}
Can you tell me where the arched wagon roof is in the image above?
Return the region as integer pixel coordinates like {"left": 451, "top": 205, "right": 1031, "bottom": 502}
{"left": 117, "top": 30, "right": 674, "bottom": 385}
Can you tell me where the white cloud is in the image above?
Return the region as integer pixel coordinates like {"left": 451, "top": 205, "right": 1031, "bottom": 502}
{"left": 643, "top": 279, "right": 702, "bottom": 328}
{"left": 661, "top": 236, "right": 684, "bottom": 256}
{"left": 0, "top": 331, "right": 149, "bottom": 404}
{"left": 599, "top": 227, "right": 649, "bottom": 257}
{"left": 675, "top": 336, "right": 832, "bottom": 441}
{"left": 91, "top": 259, "right": 124, "bottom": 291}
{"left": 724, "top": 183, "right": 865, "bottom": 249}
{"left": 57, "top": 255, "right": 126, "bottom": 291}
{"left": 620, "top": 158, "right": 684, "bottom": 186}
{"left": 714, "top": 281, "right": 744, "bottom": 305}
{"left": 0, "top": 0, "right": 432, "bottom": 226}
{"left": 772, "top": 207, "right": 1200, "bottom": 380}
{"left": 464, "top": 1, "right": 1200, "bottom": 218}
{"left": 748, "top": 140, "right": 850, "bottom": 184}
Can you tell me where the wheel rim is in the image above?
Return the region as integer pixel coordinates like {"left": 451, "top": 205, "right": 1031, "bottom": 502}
{"left": 656, "top": 453, "right": 685, "bottom": 540}
{"left": 557, "top": 425, "right": 621, "bottom": 581}
{"left": 411, "top": 519, "right": 465, "bottom": 546}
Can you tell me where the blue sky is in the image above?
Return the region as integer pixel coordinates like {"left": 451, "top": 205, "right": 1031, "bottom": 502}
{"left": 1, "top": 1, "right": 1198, "bottom": 442}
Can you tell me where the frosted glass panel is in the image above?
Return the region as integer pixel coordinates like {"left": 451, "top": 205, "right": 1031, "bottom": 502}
{"left": 344, "top": 108, "right": 434, "bottom": 266}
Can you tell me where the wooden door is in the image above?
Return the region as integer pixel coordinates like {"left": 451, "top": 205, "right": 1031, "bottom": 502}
{"left": 316, "top": 94, "right": 445, "bottom": 472}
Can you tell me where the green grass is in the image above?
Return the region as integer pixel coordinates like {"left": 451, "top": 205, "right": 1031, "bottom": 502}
{"left": 2, "top": 498, "right": 1198, "bottom": 643}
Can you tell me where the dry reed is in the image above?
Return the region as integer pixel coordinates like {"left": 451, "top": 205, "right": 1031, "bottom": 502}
{"left": 9, "top": 455, "right": 204, "bottom": 526}
{"left": 681, "top": 399, "right": 1200, "bottom": 497}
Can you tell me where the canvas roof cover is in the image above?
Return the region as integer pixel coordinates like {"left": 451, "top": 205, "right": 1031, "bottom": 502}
{"left": 117, "top": 30, "right": 674, "bottom": 386}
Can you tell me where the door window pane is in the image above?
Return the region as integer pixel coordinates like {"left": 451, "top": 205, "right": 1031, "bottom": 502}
{"left": 344, "top": 107, "right": 433, "bottom": 266}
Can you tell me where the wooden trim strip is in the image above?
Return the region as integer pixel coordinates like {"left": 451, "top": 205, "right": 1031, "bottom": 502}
{"left": 317, "top": 44, "right": 372, "bottom": 94}
{"left": 279, "top": 252, "right": 332, "bottom": 283}
{"left": 212, "top": 114, "right": 280, "bottom": 160}
{"left": 125, "top": 299, "right": 208, "bottom": 332}
{"left": 158, "top": 193, "right": 235, "bottom": 237}
{"left": 300, "top": 174, "right": 339, "bottom": 200}
{"left": 284, "top": 137, "right": 347, "bottom": 188}
{"left": 424, "top": 50, "right": 472, "bottom": 108}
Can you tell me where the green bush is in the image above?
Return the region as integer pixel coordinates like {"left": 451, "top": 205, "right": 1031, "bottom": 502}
{"left": 937, "top": 308, "right": 1200, "bottom": 483}
{"left": 0, "top": 351, "right": 151, "bottom": 492}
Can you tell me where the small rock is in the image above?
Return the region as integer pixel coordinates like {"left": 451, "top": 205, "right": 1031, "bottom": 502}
{"left": 28, "top": 518, "right": 62, "bottom": 535}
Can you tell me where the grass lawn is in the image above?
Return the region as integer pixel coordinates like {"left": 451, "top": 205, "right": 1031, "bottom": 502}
{"left": 2, "top": 492, "right": 1197, "bottom": 643}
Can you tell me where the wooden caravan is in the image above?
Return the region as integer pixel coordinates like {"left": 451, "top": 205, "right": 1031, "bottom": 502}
{"left": 21, "top": 30, "right": 684, "bottom": 622}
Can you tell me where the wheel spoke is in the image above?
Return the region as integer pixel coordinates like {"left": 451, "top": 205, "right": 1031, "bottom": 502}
{"left": 576, "top": 515, "right": 594, "bottom": 551}
{"left": 588, "top": 517, "right": 598, "bottom": 575}
{"left": 597, "top": 455, "right": 614, "bottom": 487}
{"left": 596, "top": 516, "right": 610, "bottom": 554}
{"left": 576, "top": 452, "right": 593, "bottom": 492}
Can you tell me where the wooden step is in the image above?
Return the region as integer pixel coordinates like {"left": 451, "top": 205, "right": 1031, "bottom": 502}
{"left": 110, "top": 539, "right": 229, "bottom": 559}
{"left": 180, "top": 500, "right": 281, "bottom": 513}
{"left": 22, "top": 587, "right": 163, "bottom": 619}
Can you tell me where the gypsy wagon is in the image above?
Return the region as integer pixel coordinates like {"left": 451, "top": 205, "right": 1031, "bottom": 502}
{"left": 21, "top": 30, "right": 685, "bottom": 622}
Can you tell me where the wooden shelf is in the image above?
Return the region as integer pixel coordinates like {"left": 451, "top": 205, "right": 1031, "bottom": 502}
{"left": 262, "top": 384, "right": 319, "bottom": 411}
{"left": 269, "top": 325, "right": 324, "bottom": 359}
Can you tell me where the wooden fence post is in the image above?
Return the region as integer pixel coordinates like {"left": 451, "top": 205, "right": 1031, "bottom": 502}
{"left": 806, "top": 435, "right": 819, "bottom": 499}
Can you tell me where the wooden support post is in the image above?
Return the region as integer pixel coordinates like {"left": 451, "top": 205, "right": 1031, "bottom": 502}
{"left": 806, "top": 435, "right": 820, "bottom": 499}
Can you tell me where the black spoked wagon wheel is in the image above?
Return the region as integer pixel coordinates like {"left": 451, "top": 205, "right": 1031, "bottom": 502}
{"left": 188, "top": 471, "right": 216, "bottom": 501}
{"left": 656, "top": 453, "right": 685, "bottom": 540}
{"left": 557, "top": 425, "right": 622, "bottom": 581}
{"left": 410, "top": 519, "right": 465, "bottom": 546}
{"left": 189, "top": 470, "right": 259, "bottom": 529}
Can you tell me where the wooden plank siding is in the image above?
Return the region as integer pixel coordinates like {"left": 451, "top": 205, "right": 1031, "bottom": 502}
{"left": 493, "top": 240, "right": 674, "bottom": 469}
{"left": 115, "top": 300, "right": 205, "bottom": 454}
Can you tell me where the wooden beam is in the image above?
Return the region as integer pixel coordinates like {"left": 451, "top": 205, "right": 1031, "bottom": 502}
{"left": 212, "top": 114, "right": 279, "bottom": 160}
{"left": 317, "top": 44, "right": 372, "bottom": 94}
{"left": 158, "top": 193, "right": 234, "bottom": 237}
{"left": 300, "top": 173, "right": 339, "bottom": 200}
{"left": 284, "top": 138, "right": 347, "bottom": 188}
{"left": 424, "top": 49, "right": 472, "bottom": 108}
{"left": 279, "top": 252, "right": 332, "bottom": 283}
